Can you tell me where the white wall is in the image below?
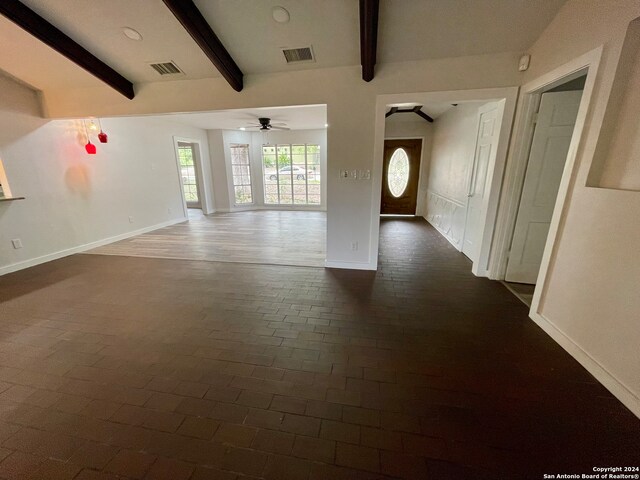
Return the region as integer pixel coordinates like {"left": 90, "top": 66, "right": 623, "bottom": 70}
{"left": 423, "top": 102, "right": 486, "bottom": 249}
{"left": 521, "top": 0, "right": 640, "bottom": 415}
{"left": 384, "top": 119, "right": 432, "bottom": 216}
{"left": 207, "top": 129, "right": 232, "bottom": 212}
{"left": 0, "top": 73, "right": 209, "bottom": 275}
{"left": 38, "top": 51, "right": 523, "bottom": 269}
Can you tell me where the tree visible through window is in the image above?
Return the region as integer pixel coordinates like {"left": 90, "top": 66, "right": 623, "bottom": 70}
{"left": 230, "top": 144, "right": 253, "bottom": 204}
{"left": 263, "top": 144, "right": 320, "bottom": 205}
{"left": 178, "top": 143, "right": 199, "bottom": 205}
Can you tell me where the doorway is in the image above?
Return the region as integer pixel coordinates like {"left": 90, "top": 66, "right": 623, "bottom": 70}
{"left": 505, "top": 77, "right": 585, "bottom": 287}
{"left": 381, "top": 139, "right": 422, "bottom": 214}
{"left": 177, "top": 141, "right": 202, "bottom": 209}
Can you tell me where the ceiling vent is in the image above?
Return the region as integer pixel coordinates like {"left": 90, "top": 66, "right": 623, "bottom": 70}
{"left": 282, "top": 46, "right": 314, "bottom": 64}
{"left": 148, "top": 61, "right": 183, "bottom": 76}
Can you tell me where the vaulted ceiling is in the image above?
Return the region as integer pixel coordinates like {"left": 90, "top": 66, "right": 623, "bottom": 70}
{"left": 0, "top": 0, "right": 566, "bottom": 96}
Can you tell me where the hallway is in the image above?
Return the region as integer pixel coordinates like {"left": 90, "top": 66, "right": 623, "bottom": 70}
{"left": 0, "top": 217, "right": 636, "bottom": 479}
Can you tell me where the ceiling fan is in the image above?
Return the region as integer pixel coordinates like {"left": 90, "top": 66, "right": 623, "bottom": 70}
{"left": 243, "top": 117, "right": 290, "bottom": 131}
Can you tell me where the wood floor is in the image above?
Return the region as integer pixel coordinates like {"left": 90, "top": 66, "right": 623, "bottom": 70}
{"left": 86, "top": 210, "right": 326, "bottom": 268}
{"left": 0, "top": 217, "right": 637, "bottom": 479}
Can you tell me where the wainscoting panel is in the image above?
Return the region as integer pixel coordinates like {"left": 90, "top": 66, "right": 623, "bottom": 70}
{"left": 425, "top": 191, "right": 467, "bottom": 250}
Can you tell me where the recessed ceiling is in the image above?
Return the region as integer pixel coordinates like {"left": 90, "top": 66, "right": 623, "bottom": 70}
{"left": 160, "top": 104, "right": 327, "bottom": 131}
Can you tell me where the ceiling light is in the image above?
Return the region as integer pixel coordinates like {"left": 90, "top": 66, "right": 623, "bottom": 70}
{"left": 272, "top": 6, "right": 290, "bottom": 23}
{"left": 239, "top": 127, "right": 246, "bottom": 131}
{"left": 122, "top": 27, "right": 143, "bottom": 41}
{"left": 324, "top": 123, "right": 329, "bottom": 128}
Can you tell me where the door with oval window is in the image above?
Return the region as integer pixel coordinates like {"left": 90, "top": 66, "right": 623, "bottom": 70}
{"left": 381, "top": 139, "right": 422, "bottom": 214}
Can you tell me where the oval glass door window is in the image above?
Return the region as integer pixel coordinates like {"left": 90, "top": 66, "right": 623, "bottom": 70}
{"left": 388, "top": 148, "right": 410, "bottom": 197}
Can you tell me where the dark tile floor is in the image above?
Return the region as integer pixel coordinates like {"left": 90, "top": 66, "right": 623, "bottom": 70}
{"left": 0, "top": 217, "right": 637, "bottom": 479}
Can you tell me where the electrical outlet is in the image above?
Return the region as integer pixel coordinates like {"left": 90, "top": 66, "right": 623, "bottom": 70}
{"left": 351, "top": 241, "right": 358, "bottom": 251}
{"left": 128, "top": 216, "right": 134, "bottom": 223}
{"left": 11, "top": 239, "right": 23, "bottom": 249}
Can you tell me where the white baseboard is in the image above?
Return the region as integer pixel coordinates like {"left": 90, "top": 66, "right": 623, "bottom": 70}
{"left": 0, "top": 217, "right": 188, "bottom": 277}
{"left": 530, "top": 310, "right": 640, "bottom": 418}
{"left": 325, "top": 260, "right": 376, "bottom": 271}
{"left": 425, "top": 216, "right": 463, "bottom": 251}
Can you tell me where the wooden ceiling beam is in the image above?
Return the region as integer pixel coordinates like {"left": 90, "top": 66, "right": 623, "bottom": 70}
{"left": 0, "top": 0, "right": 135, "bottom": 99}
{"left": 162, "top": 0, "right": 243, "bottom": 92}
{"left": 413, "top": 107, "right": 434, "bottom": 123}
{"left": 385, "top": 107, "right": 398, "bottom": 118}
{"left": 359, "top": 0, "right": 379, "bottom": 82}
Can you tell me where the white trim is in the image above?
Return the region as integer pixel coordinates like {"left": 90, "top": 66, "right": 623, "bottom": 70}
{"left": 489, "top": 48, "right": 602, "bottom": 281}
{"left": 325, "top": 260, "right": 376, "bottom": 271}
{"left": 173, "top": 137, "right": 208, "bottom": 214}
{"left": 426, "top": 190, "right": 466, "bottom": 208}
{"left": 460, "top": 100, "right": 508, "bottom": 276}
{"left": 529, "top": 310, "right": 640, "bottom": 418}
{"left": 0, "top": 217, "right": 187, "bottom": 277}
{"left": 371, "top": 87, "right": 518, "bottom": 272}
{"left": 425, "top": 218, "right": 462, "bottom": 251}
{"left": 495, "top": 47, "right": 602, "bottom": 281}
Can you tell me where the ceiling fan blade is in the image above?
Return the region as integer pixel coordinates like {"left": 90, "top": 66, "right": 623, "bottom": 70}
{"left": 269, "top": 126, "right": 290, "bottom": 130}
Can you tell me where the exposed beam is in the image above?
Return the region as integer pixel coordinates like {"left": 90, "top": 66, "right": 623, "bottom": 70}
{"left": 385, "top": 106, "right": 434, "bottom": 123}
{"left": 0, "top": 0, "right": 134, "bottom": 99}
{"left": 385, "top": 107, "right": 398, "bottom": 118}
{"left": 413, "top": 107, "right": 434, "bottom": 123}
{"left": 359, "top": 0, "right": 379, "bottom": 82}
{"left": 162, "top": 0, "right": 243, "bottom": 92}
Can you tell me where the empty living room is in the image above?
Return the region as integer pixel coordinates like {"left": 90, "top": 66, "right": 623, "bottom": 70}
{"left": 0, "top": 1, "right": 638, "bottom": 479}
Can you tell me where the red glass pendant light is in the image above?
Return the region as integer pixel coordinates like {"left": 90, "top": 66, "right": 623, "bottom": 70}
{"left": 97, "top": 119, "right": 108, "bottom": 143}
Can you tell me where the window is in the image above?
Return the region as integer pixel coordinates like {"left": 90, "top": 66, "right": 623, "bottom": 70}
{"left": 230, "top": 144, "right": 253, "bottom": 204}
{"left": 177, "top": 142, "right": 200, "bottom": 206}
{"left": 388, "top": 148, "right": 410, "bottom": 197}
{"left": 262, "top": 144, "right": 321, "bottom": 205}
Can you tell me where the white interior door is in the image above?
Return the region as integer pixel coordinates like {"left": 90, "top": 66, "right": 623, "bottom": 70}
{"left": 462, "top": 103, "right": 501, "bottom": 262}
{"left": 505, "top": 90, "right": 583, "bottom": 284}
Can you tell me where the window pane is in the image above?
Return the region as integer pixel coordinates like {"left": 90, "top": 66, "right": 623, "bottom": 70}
{"left": 261, "top": 143, "right": 321, "bottom": 206}
{"left": 230, "top": 144, "right": 253, "bottom": 205}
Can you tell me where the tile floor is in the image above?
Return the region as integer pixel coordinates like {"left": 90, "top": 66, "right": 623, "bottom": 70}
{"left": 0, "top": 216, "right": 637, "bottom": 479}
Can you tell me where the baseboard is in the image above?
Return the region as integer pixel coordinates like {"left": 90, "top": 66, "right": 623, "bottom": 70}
{"left": 0, "top": 217, "right": 188, "bottom": 277}
{"left": 325, "top": 260, "right": 376, "bottom": 271}
{"left": 425, "top": 216, "right": 462, "bottom": 251}
{"left": 530, "top": 310, "right": 640, "bottom": 418}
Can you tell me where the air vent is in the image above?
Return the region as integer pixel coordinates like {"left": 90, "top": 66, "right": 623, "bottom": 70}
{"left": 282, "top": 46, "right": 314, "bottom": 64}
{"left": 148, "top": 61, "right": 183, "bottom": 75}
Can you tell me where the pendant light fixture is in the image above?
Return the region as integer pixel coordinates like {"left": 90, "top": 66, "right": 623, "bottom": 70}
{"left": 97, "top": 119, "right": 108, "bottom": 143}
{"left": 83, "top": 120, "right": 96, "bottom": 154}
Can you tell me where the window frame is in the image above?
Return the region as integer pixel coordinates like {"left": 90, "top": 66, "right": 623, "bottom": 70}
{"left": 261, "top": 143, "right": 321, "bottom": 206}
{"left": 229, "top": 143, "right": 254, "bottom": 206}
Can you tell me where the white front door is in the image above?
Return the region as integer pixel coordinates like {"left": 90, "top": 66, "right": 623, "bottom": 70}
{"left": 462, "top": 103, "right": 502, "bottom": 262}
{"left": 505, "top": 90, "right": 583, "bottom": 284}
